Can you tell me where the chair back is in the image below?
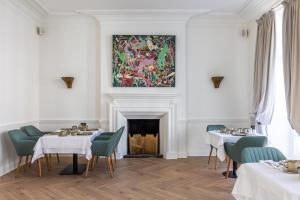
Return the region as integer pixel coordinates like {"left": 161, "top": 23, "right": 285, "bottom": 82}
{"left": 230, "top": 136, "right": 268, "bottom": 162}
{"left": 241, "top": 147, "right": 287, "bottom": 164}
{"left": 21, "top": 125, "right": 43, "bottom": 136}
{"left": 112, "top": 126, "right": 125, "bottom": 149}
{"left": 206, "top": 125, "right": 226, "bottom": 132}
{"left": 8, "top": 129, "right": 34, "bottom": 156}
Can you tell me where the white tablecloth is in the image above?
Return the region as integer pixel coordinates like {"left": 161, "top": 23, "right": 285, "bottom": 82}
{"left": 232, "top": 163, "right": 300, "bottom": 200}
{"left": 31, "top": 129, "right": 103, "bottom": 163}
{"left": 205, "top": 131, "right": 244, "bottom": 161}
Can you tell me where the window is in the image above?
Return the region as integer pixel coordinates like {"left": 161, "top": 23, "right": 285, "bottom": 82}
{"left": 268, "top": 7, "right": 300, "bottom": 159}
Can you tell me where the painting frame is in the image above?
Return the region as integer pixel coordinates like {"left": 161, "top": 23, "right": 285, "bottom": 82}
{"left": 112, "top": 35, "right": 176, "bottom": 87}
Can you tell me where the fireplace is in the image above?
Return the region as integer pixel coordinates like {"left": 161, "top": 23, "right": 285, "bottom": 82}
{"left": 125, "top": 119, "right": 162, "bottom": 158}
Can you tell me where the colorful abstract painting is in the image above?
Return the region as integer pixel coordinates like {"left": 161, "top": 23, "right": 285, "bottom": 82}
{"left": 112, "top": 35, "right": 176, "bottom": 87}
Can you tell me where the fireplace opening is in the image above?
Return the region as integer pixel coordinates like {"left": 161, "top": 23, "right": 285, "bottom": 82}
{"left": 125, "top": 119, "right": 162, "bottom": 158}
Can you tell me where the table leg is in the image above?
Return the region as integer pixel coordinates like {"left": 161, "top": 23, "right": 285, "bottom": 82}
{"left": 73, "top": 154, "right": 78, "bottom": 173}
{"left": 60, "top": 154, "right": 86, "bottom": 175}
{"left": 222, "top": 160, "right": 238, "bottom": 179}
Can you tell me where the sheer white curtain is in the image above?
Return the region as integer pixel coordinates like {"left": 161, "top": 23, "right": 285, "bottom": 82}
{"left": 268, "top": 7, "right": 300, "bottom": 159}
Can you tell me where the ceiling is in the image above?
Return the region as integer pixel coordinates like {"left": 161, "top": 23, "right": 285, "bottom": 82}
{"left": 35, "top": 0, "right": 252, "bottom": 15}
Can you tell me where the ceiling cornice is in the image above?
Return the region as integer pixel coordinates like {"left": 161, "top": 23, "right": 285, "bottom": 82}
{"left": 3, "top": 0, "right": 48, "bottom": 21}
{"left": 77, "top": 9, "right": 211, "bottom": 22}
{"left": 239, "top": 0, "right": 282, "bottom": 21}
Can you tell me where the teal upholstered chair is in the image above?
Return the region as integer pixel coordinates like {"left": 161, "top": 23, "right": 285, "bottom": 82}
{"left": 86, "top": 127, "right": 125, "bottom": 177}
{"left": 241, "top": 147, "right": 286, "bottom": 164}
{"left": 21, "top": 125, "right": 60, "bottom": 165}
{"left": 8, "top": 129, "right": 42, "bottom": 176}
{"left": 224, "top": 136, "right": 267, "bottom": 178}
{"left": 206, "top": 125, "right": 226, "bottom": 169}
{"left": 94, "top": 128, "right": 124, "bottom": 164}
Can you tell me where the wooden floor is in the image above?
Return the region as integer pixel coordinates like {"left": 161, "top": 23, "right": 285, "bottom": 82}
{"left": 0, "top": 157, "right": 235, "bottom": 200}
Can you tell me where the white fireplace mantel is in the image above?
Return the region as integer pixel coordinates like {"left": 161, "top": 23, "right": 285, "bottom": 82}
{"left": 108, "top": 92, "right": 180, "bottom": 159}
{"left": 107, "top": 93, "right": 178, "bottom": 101}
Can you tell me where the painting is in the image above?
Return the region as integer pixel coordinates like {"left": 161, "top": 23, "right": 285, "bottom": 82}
{"left": 112, "top": 35, "right": 176, "bottom": 87}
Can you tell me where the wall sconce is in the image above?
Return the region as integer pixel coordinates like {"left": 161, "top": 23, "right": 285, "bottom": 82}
{"left": 211, "top": 76, "right": 224, "bottom": 88}
{"left": 61, "top": 77, "right": 74, "bottom": 89}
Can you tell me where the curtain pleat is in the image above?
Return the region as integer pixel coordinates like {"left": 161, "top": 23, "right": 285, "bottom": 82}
{"left": 283, "top": 0, "right": 300, "bottom": 136}
{"left": 252, "top": 11, "right": 276, "bottom": 129}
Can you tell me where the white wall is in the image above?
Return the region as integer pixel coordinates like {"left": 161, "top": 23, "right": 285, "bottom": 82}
{"left": 0, "top": 0, "right": 40, "bottom": 175}
{"left": 39, "top": 16, "right": 100, "bottom": 130}
{"left": 186, "top": 17, "right": 251, "bottom": 155}
{"left": 96, "top": 15, "right": 188, "bottom": 157}
{"left": 38, "top": 14, "right": 252, "bottom": 157}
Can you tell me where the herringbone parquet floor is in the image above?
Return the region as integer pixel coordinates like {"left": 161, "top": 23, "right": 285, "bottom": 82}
{"left": 0, "top": 157, "right": 235, "bottom": 200}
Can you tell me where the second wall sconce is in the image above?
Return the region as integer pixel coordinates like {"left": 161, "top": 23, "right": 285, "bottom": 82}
{"left": 61, "top": 77, "right": 74, "bottom": 89}
{"left": 211, "top": 76, "right": 224, "bottom": 88}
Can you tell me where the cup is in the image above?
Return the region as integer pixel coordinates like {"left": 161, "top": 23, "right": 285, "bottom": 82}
{"left": 286, "top": 160, "right": 300, "bottom": 172}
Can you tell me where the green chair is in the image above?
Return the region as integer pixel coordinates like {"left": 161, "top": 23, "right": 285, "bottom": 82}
{"left": 224, "top": 136, "right": 267, "bottom": 178}
{"left": 241, "top": 147, "right": 286, "bottom": 164}
{"left": 21, "top": 125, "right": 60, "bottom": 165}
{"left": 8, "top": 129, "right": 42, "bottom": 177}
{"left": 206, "top": 125, "right": 226, "bottom": 169}
{"left": 86, "top": 127, "right": 125, "bottom": 177}
{"left": 94, "top": 128, "right": 124, "bottom": 164}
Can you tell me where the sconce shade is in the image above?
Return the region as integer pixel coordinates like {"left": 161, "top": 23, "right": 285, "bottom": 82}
{"left": 61, "top": 77, "right": 74, "bottom": 89}
{"left": 211, "top": 76, "right": 224, "bottom": 88}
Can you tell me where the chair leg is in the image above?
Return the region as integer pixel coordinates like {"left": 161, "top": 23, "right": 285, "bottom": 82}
{"left": 56, "top": 154, "right": 60, "bottom": 164}
{"left": 113, "top": 150, "right": 117, "bottom": 164}
{"left": 49, "top": 154, "right": 52, "bottom": 170}
{"left": 208, "top": 145, "right": 213, "bottom": 165}
{"left": 28, "top": 155, "right": 32, "bottom": 168}
{"left": 37, "top": 159, "right": 42, "bottom": 177}
{"left": 85, "top": 159, "right": 90, "bottom": 177}
{"left": 214, "top": 149, "right": 218, "bottom": 170}
{"left": 91, "top": 156, "right": 97, "bottom": 170}
{"left": 16, "top": 156, "right": 22, "bottom": 177}
{"left": 226, "top": 159, "right": 231, "bottom": 179}
{"left": 107, "top": 156, "right": 113, "bottom": 178}
{"left": 24, "top": 155, "right": 29, "bottom": 171}
{"left": 110, "top": 155, "right": 114, "bottom": 171}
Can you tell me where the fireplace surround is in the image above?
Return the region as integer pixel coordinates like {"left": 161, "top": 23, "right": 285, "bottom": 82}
{"left": 108, "top": 93, "right": 178, "bottom": 159}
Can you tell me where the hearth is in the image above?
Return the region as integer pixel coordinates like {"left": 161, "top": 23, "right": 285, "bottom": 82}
{"left": 124, "top": 119, "right": 162, "bottom": 158}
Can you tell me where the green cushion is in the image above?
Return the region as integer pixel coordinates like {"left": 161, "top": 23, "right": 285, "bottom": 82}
{"left": 241, "top": 147, "right": 287, "bottom": 164}
{"left": 206, "top": 125, "right": 226, "bottom": 132}
{"left": 21, "top": 125, "right": 45, "bottom": 136}
{"left": 224, "top": 136, "right": 268, "bottom": 163}
{"left": 8, "top": 130, "right": 36, "bottom": 156}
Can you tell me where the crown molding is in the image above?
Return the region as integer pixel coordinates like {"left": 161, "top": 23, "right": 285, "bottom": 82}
{"left": 77, "top": 9, "right": 210, "bottom": 22}
{"left": 1, "top": 0, "right": 48, "bottom": 22}
{"left": 239, "top": 0, "right": 282, "bottom": 21}
{"left": 189, "top": 13, "right": 246, "bottom": 26}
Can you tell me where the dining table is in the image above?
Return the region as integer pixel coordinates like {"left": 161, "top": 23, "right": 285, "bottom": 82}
{"left": 31, "top": 129, "right": 103, "bottom": 175}
{"left": 205, "top": 130, "right": 246, "bottom": 162}
{"left": 205, "top": 130, "right": 262, "bottom": 178}
{"left": 232, "top": 162, "right": 300, "bottom": 200}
